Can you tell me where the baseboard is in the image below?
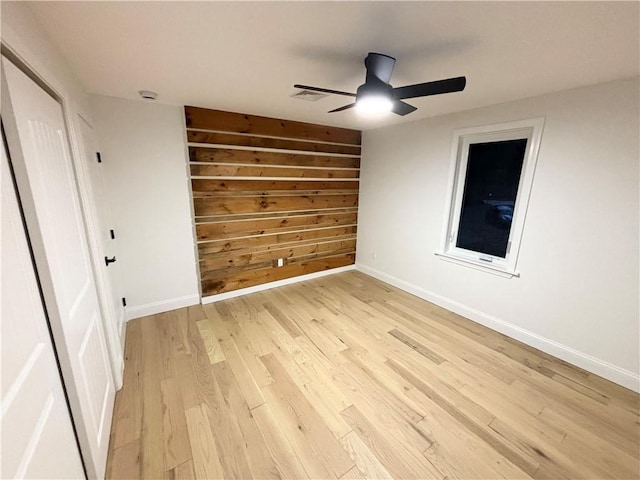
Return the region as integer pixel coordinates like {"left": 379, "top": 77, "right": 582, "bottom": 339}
{"left": 115, "top": 309, "right": 126, "bottom": 390}
{"left": 202, "top": 265, "right": 357, "bottom": 304}
{"left": 125, "top": 293, "right": 200, "bottom": 321}
{"left": 356, "top": 263, "right": 640, "bottom": 392}
{"left": 118, "top": 309, "right": 126, "bottom": 342}
{"left": 113, "top": 353, "right": 124, "bottom": 391}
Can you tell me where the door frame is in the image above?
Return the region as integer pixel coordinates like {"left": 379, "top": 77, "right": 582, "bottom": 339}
{"left": 1, "top": 35, "right": 124, "bottom": 387}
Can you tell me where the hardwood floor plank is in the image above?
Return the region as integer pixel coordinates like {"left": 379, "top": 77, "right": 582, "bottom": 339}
{"left": 157, "top": 312, "right": 182, "bottom": 379}
{"left": 411, "top": 389, "right": 532, "bottom": 479}
{"left": 559, "top": 430, "right": 640, "bottom": 479}
{"left": 538, "top": 405, "right": 640, "bottom": 476}
{"left": 339, "top": 466, "right": 367, "bottom": 480}
{"left": 296, "top": 336, "right": 353, "bottom": 407}
{"left": 204, "top": 389, "right": 254, "bottom": 480}
{"left": 211, "top": 360, "right": 280, "bottom": 479}
{"left": 340, "top": 405, "right": 443, "bottom": 479}
{"left": 196, "top": 319, "right": 225, "bottom": 364}
{"left": 186, "top": 312, "right": 255, "bottom": 478}
{"left": 111, "top": 320, "right": 143, "bottom": 449}
{"left": 302, "top": 314, "right": 350, "bottom": 356}
{"left": 551, "top": 372, "right": 610, "bottom": 404}
{"left": 185, "top": 312, "right": 221, "bottom": 408}
{"left": 169, "top": 459, "right": 195, "bottom": 480}
{"left": 205, "top": 303, "right": 274, "bottom": 387}
{"left": 255, "top": 314, "right": 314, "bottom": 386}
{"left": 261, "top": 382, "right": 333, "bottom": 478}
{"left": 174, "top": 352, "right": 200, "bottom": 411}
{"left": 387, "top": 357, "right": 539, "bottom": 477}
{"left": 339, "top": 431, "right": 394, "bottom": 480}
{"left": 261, "top": 352, "right": 355, "bottom": 477}
{"left": 240, "top": 310, "right": 280, "bottom": 355}
{"left": 298, "top": 378, "right": 353, "bottom": 439}
{"left": 263, "top": 301, "right": 303, "bottom": 338}
{"left": 216, "top": 335, "right": 265, "bottom": 409}
{"left": 107, "top": 439, "right": 141, "bottom": 480}
{"left": 458, "top": 383, "right": 566, "bottom": 444}
{"left": 371, "top": 300, "right": 448, "bottom": 344}
{"left": 485, "top": 417, "right": 596, "bottom": 479}
{"left": 251, "top": 403, "right": 310, "bottom": 479}
{"left": 140, "top": 316, "right": 166, "bottom": 479}
{"left": 330, "top": 359, "right": 434, "bottom": 454}
{"left": 341, "top": 348, "right": 430, "bottom": 425}
{"left": 512, "top": 379, "right": 640, "bottom": 459}
{"left": 160, "top": 377, "right": 191, "bottom": 470}
{"left": 184, "top": 404, "right": 224, "bottom": 479}
{"left": 388, "top": 328, "right": 446, "bottom": 364}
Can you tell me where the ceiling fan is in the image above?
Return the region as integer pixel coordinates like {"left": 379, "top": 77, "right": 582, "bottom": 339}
{"left": 294, "top": 52, "right": 466, "bottom": 116}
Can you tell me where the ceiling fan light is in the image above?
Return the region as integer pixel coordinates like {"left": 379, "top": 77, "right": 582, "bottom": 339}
{"left": 356, "top": 95, "right": 393, "bottom": 115}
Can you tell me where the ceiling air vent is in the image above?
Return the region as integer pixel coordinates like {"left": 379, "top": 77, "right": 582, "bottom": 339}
{"left": 290, "top": 89, "right": 328, "bottom": 102}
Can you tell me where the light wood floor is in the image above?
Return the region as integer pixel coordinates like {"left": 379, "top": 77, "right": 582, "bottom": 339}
{"left": 106, "top": 271, "right": 640, "bottom": 479}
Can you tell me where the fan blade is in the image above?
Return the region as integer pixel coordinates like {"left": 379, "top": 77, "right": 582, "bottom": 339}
{"left": 328, "top": 103, "right": 356, "bottom": 113}
{"left": 294, "top": 84, "right": 356, "bottom": 97}
{"left": 393, "top": 76, "right": 466, "bottom": 100}
{"left": 392, "top": 100, "right": 417, "bottom": 116}
{"left": 365, "top": 53, "right": 396, "bottom": 83}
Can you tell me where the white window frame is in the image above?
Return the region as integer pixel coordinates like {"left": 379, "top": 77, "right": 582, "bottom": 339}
{"left": 437, "top": 117, "right": 545, "bottom": 277}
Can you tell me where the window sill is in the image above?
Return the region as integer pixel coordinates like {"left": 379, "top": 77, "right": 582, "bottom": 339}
{"left": 434, "top": 251, "right": 520, "bottom": 278}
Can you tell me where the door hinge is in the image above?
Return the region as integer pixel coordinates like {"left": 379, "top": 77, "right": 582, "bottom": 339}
{"left": 110, "top": 229, "right": 115, "bottom": 239}
{"left": 122, "top": 297, "right": 127, "bottom": 307}
{"left": 96, "top": 152, "right": 102, "bottom": 163}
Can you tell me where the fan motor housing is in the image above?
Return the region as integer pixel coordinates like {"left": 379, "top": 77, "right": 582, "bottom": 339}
{"left": 356, "top": 81, "right": 393, "bottom": 101}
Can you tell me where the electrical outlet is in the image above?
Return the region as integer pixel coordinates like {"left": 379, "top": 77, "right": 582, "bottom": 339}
{"left": 277, "top": 258, "right": 284, "bottom": 267}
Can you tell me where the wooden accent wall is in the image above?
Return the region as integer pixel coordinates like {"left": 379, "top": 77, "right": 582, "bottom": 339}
{"left": 185, "top": 106, "right": 361, "bottom": 296}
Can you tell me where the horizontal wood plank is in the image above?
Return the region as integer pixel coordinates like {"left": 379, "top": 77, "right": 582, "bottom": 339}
{"left": 200, "top": 239, "right": 357, "bottom": 272}
{"left": 191, "top": 164, "right": 359, "bottom": 179}
{"left": 193, "top": 194, "right": 358, "bottom": 216}
{"left": 196, "top": 208, "right": 357, "bottom": 224}
{"left": 185, "top": 106, "right": 361, "bottom": 146}
{"left": 191, "top": 179, "right": 359, "bottom": 196}
{"left": 196, "top": 211, "right": 358, "bottom": 241}
{"left": 198, "top": 227, "right": 357, "bottom": 255}
{"left": 200, "top": 248, "right": 356, "bottom": 282}
{"left": 188, "top": 131, "right": 361, "bottom": 156}
{"left": 190, "top": 148, "right": 360, "bottom": 168}
{"left": 201, "top": 254, "right": 356, "bottom": 295}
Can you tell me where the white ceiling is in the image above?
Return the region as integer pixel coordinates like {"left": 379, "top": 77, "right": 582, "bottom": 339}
{"left": 27, "top": 1, "right": 639, "bottom": 131}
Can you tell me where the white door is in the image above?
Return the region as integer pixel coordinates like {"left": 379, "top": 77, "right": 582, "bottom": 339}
{"left": 1, "top": 130, "right": 85, "bottom": 479}
{"left": 78, "top": 117, "right": 126, "bottom": 358}
{"left": 2, "top": 57, "right": 115, "bottom": 479}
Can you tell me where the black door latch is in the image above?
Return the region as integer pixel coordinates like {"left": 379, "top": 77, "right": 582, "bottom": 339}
{"left": 104, "top": 256, "right": 117, "bottom": 266}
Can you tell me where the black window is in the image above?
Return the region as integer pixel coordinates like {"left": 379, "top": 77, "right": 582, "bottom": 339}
{"left": 455, "top": 139, "right": 527, "bottom": 258}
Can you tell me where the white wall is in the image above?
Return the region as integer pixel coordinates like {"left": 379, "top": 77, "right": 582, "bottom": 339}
{"left": 90, "top": 95, "right": 200, "bottom": 319}
{"left": 357, "top": 77, "right": 640, "bottom": 390}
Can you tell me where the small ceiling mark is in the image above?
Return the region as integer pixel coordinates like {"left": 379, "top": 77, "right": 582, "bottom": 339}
{"left": 291, "top": 90, "right": 328, "bottom": 102}
{"left": 138, "top": 90, "right": 158, "bottom": 101}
